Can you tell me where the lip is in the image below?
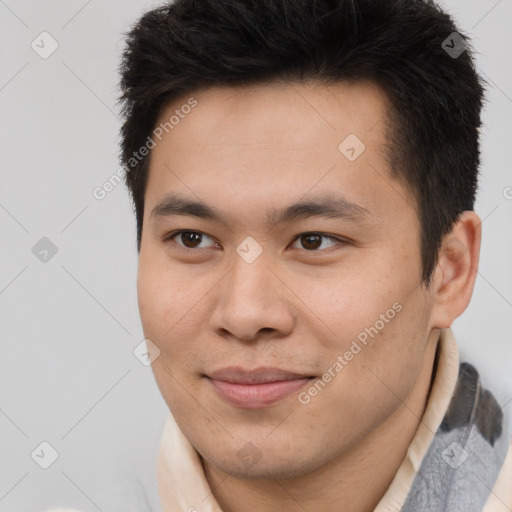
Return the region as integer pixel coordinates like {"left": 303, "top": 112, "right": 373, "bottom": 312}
{"left": 206, "top": 366, "right": 315, "bottom": 409}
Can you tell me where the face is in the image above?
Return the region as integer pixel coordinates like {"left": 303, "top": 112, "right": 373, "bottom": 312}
{"left": 138, "top": 80, "right": 436, "bottom": 479}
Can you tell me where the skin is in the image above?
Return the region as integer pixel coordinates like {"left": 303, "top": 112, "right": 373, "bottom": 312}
{"left": 137, "top": 80, "right": 481, "bottom": 512}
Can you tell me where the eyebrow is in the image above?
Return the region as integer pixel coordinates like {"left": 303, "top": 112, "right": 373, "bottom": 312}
{"left": 150, "top": 192, "right": 372, "bottom": 227}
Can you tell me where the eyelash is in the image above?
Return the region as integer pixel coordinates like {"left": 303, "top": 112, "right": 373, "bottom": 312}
{"left": 162, "top": 230, "right": 347, "bottom": 253}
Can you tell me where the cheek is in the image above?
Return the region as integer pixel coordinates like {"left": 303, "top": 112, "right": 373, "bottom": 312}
{"left": 306, "top": 272, "right": 399, "bottom": 352}
{"left": 311, "top": 266, "right": 430, "bottom": 386}
{"left": 136, "top": 254, "right": 221, "bottom": 385}
{"left": 137, "top": 256, "right": 201, "bottom": 339}
{"left": 137, "top": 263, "right": 204, "bottom": 410}
{"left": 344, "top": 290, "right": 432, "bottom": 402}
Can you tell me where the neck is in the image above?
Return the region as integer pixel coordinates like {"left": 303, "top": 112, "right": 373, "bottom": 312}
{"left": 203, "top": 330, "right": 441, "bottom": 512}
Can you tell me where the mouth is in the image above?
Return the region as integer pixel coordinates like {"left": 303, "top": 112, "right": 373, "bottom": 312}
{"left": 205, "top": 367, "right": 315, "bottom": 409}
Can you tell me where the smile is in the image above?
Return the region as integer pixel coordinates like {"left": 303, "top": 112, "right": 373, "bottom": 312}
{"left": 205, "top": 367, "right": 315, "bottom": 409}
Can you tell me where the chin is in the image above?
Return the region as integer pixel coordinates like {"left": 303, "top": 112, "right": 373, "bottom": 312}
{"left": 206, "top": 453, "right": 316, "bottom": 480}
{"left": 199, "top": 435, "right": 336, "bottom": 481}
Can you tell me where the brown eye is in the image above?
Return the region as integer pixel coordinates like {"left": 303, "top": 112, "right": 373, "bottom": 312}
{"left": 166, "top": 230, "right": 217, "bottom": 249}
{"left": 301, "top": 234, "right": 322, "bottom": 250}
{"left": 180, "top": 231, "right": 203, "bottom": 248}
{"left": 291, "top": 232, "right": 340, "bottom": 251}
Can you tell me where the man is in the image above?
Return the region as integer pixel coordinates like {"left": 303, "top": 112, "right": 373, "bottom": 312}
{"left": 115, "top": 0, "right": 512, "bottom": 510}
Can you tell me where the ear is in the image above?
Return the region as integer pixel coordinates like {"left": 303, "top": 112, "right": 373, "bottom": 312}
{"left": 430, "top": 211, "right": 482, "bottom": 329}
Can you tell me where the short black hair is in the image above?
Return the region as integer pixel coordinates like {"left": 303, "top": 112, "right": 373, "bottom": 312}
{"left": 118, "top": 0, "right": 485, "bottom": 285}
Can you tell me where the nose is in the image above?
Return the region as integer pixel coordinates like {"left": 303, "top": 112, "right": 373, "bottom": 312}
{"left": 209, "top": 252, "right": 296, "bottom": 342}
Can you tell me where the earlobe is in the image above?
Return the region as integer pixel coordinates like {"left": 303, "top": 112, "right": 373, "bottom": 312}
{"left": 430, "top": 211, "right": 482, "bottom": 329}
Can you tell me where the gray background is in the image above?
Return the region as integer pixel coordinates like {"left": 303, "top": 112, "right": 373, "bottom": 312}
{"left": 0, "top": 1, "right": 511, "bottom": 511}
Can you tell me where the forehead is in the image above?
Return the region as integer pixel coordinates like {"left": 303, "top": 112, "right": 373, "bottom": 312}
{"left": 144, "top": 80, "right": 414, "bottom": 228}
{"left": 154, "top": 79, "right": 390, "bottom": 149}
